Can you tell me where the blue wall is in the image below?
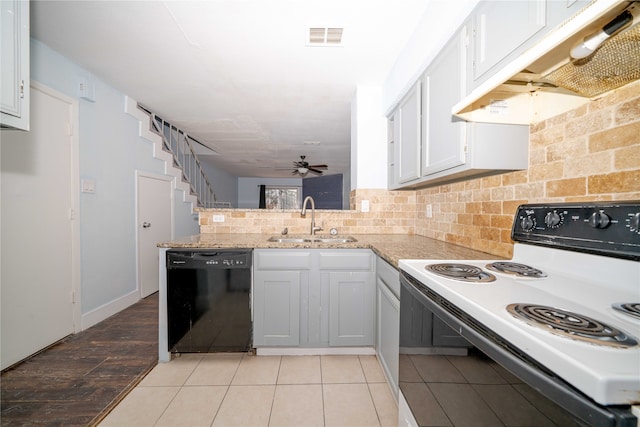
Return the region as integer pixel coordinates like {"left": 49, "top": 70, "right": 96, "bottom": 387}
{"left": 201, "top": 162, "right": 238, "bottom": 207}
{"left": 30, "top": 39, "right": 199, "bottom": 321}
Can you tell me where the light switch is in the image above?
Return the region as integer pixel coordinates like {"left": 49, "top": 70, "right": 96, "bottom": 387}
{"left": 81, "top": 179, "right": 96, "bottom": 193}
{"left": 78, "top": 77, "right": 96, "bottom": 102}
{"left": 213, "top": 215, "right": 225, "bottom": 223}
{"left": 361, "top": 200, "right": 370, "bottom": 212}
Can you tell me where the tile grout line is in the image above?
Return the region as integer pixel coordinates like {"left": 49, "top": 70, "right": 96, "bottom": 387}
{"left": 319, "top": 355, "right": 327, "bottom": 427}
{"left": 359, "top": 355, "right": 384, "bottom": 427}
{"left": 266, "top": 355, "right": 283, "bottom": 427}
{"left": 211, "top": 353, "right": 247, "bottom": 426}
{"left": 151, "top": 354, "right": 202, "bottom": 426}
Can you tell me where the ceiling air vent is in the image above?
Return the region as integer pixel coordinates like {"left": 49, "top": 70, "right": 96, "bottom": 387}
{"left": 307, "top": 27, "right": 343, "bottom": 46}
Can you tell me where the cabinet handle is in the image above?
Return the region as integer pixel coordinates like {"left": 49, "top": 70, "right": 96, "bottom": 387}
{"left": 142, "top": 222, "right": 151, "bottom": 228}
{"left": 19, "top": 80, "right": 24, "bottom": 98}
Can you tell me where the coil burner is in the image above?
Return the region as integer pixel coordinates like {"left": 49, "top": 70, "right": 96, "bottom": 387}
{"left": 486, "top": 262, "right": 547, "bottom": 278}
{"left": 426, "top": 263, "right": 496, "bottom": 283}
{"left": 507, "top": 304, "right": 638, "bottom": 348}
{"left": 612, "top": 303, "right": 640, "bottom": 320}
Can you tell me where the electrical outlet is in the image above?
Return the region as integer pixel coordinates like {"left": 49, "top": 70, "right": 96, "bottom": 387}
{"left": 426, "top": 204, "right": 433, "bottom": 218}
{"left": 213, "top": 215, "right": 225, "bottom": 223}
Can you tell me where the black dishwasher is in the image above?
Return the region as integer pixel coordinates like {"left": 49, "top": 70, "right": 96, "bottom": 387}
{"left": 166, "top": 249, "right": 252, "bottom": 353}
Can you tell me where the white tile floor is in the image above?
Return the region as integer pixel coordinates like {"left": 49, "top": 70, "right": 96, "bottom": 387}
{"left": 99, "top": 354, "right": 398, "bottom": 427}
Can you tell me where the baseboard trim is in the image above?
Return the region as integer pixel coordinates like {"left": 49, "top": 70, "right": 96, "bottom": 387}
{"left": 255, "top": 347, "right": 376, "bottom": 356}
{"left": 80, "top": 290, "right": 140, "bottom": 330}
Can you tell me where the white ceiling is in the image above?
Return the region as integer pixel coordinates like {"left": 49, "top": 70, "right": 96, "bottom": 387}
{"left": 30, "top": 0, "right": 432, "bottom": 178}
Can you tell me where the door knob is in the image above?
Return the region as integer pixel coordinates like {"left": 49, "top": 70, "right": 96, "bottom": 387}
{"left": 142, "top": 222, "right": 151, "bottom": 228}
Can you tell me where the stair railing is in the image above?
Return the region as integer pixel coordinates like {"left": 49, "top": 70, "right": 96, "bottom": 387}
{"left": 138, "top": 105, "right": 217, "bottom": 208}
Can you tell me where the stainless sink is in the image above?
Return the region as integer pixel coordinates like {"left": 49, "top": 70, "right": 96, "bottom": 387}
{"left": 315, "top": 237, "right": 357, "bottom": 243}
{"left": 267, "top": 236, "right": 357, "bottom": 243}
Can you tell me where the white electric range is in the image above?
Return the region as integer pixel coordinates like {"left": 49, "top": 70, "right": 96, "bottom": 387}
{"left": 399, "top": 201, "right": 640, "bottom": 427}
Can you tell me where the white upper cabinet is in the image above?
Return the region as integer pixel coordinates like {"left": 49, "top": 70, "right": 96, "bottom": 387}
{"left": 1, "top": 0, "right": 29, "bottom": 131}
{"left": 388, "top": 16, "right": 529, "bottom": 190}
{"left": 421, "top": 24, "right": 468, "bottom": 177}
{"left": 387, "top": 114, "right": 397, "bottom": 188}
{"left": 472, "top": 0, "right": 547, "bottom": 86}
{"left": 395, "top": 81, "right": 422, "bottom": 184}
{"left": 469, "top": 0, "right": 594, "bottom": 89}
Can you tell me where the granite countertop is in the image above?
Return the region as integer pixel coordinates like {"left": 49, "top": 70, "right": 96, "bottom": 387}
{"left": 158, "top": 234, "right": 500, "bottom": 268}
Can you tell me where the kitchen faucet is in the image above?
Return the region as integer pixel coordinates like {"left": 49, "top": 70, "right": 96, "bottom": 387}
{"left": 301, "top": 196, "right": 323, "bottom": 235}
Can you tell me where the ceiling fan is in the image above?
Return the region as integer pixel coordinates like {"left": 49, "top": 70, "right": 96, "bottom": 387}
{"left": 285, "top": 155, "right": 328, "bottom": 176}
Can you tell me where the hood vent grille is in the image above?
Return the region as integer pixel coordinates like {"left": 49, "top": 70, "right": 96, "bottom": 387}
{"left": 544, "top": 23, "right": 640, "bottom": 97}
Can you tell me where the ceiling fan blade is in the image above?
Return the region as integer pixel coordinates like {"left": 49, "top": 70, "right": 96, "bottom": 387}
{"left": 285, "top": 156, "right": 328, "bottom": 175}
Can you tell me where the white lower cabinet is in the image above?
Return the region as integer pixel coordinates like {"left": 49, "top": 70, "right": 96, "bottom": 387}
{"left": 253, "top": 249, "right": 375, "bottom": 348}
{"left": 253, "top": 270, "right": 301, "bottom": 346}
{"left": 375, "top": 256, "right": 400, "bottom": 400}
{"left": 329, "top": 271, "right": 375, "bottom": 346}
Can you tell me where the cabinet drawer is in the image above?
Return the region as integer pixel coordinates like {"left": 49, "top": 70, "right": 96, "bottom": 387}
{"left": 255, "top": 250, "right": 311, "bottom": 270}
{"left": 319, "top": 251, "right": 373, "bottom": 270}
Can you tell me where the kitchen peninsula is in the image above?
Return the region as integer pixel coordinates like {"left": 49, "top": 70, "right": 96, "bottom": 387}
{"left": 158, "top": 233, "right": 495, "bottom": 268}
{"left": 157, "top": 233, "right": 496, "bottom": 362}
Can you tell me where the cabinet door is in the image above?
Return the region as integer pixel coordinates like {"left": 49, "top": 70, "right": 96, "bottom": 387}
{"left": 329, "top": 272, "right": 375, "bottom": 346}
{"left": 253, "top": 271, "right": 300, "bottom": 346}
{"left": 1, "top": 0, "right": 29, "bottom": 130}
{"left": 473, "top": 0, "right": 546, "bottom": 84}
{"left": 377, "top": 276, "right": 399, "bottom": 398}
{"left": 396, "top": 81, "right": 421, "bottom": 183}
{"left": 421, "top": 26, "right": 467, "bottom": 176}
{"left": 387, "top": 114, "right": 398, "bottom": 188}
{"left": 399, "top": 286, "right": 433, "bottom": 349}
{"left": 432, "top": 316, "right": 471, "bottom": 348}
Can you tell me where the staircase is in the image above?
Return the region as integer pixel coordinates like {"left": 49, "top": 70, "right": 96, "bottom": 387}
{"left": 147, "top": 111, "right": 217, "bottom": 208}
{"left": 125, "top": 97, "right": 217, "bottom": 208}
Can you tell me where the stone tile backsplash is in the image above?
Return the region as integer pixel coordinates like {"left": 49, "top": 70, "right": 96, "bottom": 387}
{"left": 199, "top": 189, "right": 416, "bottom": 236}
{"left": 415, "top": 79, "right": 640, "bottom": 258}
{"left": 200, "top": 80, "right": 640, "bottom": 259}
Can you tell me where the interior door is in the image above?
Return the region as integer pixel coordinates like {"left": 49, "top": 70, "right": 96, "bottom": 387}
{"left": 137, "top": 173, "right": 172, "bottom": 298}
{"left": 1, "top": 84, "right": 77, "bottom": 370}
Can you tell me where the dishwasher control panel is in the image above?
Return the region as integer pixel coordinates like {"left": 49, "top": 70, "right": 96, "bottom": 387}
{"left": 167, "top": 249, "right": 252, "bottom": 269}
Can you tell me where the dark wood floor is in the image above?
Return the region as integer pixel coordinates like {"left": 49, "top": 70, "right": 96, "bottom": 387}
{"left": 1, "top": 293, "right": 158, "bottom": 427}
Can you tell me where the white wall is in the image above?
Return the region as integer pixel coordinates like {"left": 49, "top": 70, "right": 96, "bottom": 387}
{"left": 383, "top": 0, "right": 479, "bottom": 113}
{"left": 347, "top": 1, "right": 478, "bottom": 190}
{"left": 351, "top": 86, "right": 387, "bottom": 190}
{"left": 30, "top": 39, "right": 198, "bottom": 320}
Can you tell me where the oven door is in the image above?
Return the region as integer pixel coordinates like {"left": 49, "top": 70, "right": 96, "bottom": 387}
{"left": 399, "top": 270, "right": 638, "bottom": 427}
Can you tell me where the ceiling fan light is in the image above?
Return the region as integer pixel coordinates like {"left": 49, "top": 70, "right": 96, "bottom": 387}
{"left": 298, "top": 167, "right": 309, "bottom": 175}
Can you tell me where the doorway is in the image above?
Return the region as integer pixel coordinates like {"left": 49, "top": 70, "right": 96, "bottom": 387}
{"left": 1, "top": 83, "right": 80, "bottom": 370}
{"left": 136, "top": 172, "right": 172, "bottom": 298}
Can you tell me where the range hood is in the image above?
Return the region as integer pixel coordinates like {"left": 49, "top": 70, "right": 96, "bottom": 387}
{"left": 453, "top": 1, "right": 640, "bottom": 125}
